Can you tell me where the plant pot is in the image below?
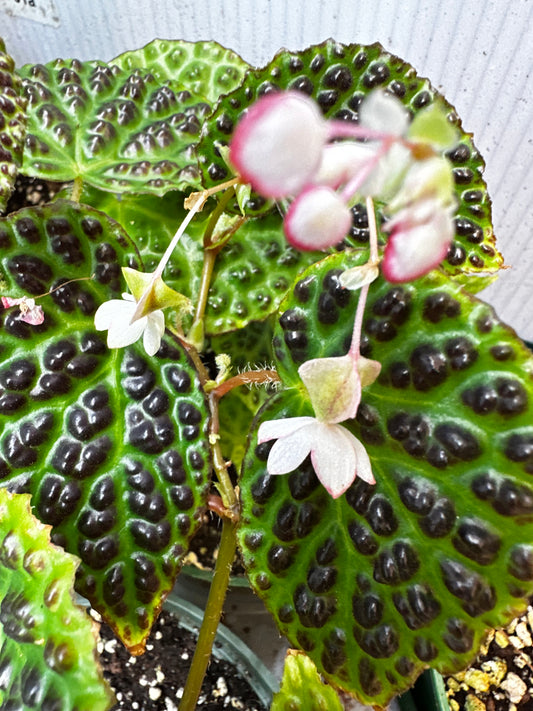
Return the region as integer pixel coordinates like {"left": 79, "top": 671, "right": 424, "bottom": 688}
{"left": 398, "top": 670, "right": 450, "bottom": 711}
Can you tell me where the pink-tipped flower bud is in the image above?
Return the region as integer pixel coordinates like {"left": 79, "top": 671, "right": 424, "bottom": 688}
{"left": 284, "top": 185, "right": 353, "bottom": 251}
{"left": 229, "top": 91, "right": 327, "bottom": 198}
{"left": 382, "top": 199, "right": 455, "bottom": 283}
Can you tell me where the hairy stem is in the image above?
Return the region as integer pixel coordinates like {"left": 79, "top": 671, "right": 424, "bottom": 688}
{"left": 211, "top": 369, "right": 281, "bottom": 399}
{"left": 178, "top": 518, "right": 237, "bottom": 711}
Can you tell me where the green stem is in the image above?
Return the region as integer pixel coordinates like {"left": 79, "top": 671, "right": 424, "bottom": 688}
{"left": 187, "top": 187, "right": 237, "bottom": 350}
{"left": 209, "top": 391, "right": 238, "bottom": 511}
{"left": 177, "top": 336, "right": 237, "bottom": 511}
{"left": 71, "top": 176, "right": 83, "bottom": 203}
{"left": 187, "top": 248, "right": 217, "bottom": 352}
{"left": 178, "top": 518, "right": 237, "bottom": 711}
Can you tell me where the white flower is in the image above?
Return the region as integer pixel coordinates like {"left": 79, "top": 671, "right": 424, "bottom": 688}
{"left": 258, "top": 352, "right": 381, "bottom": 498}
{"left": 1, "top": 296, "right": 44, "bottom": 325}
{"left": 94, "top": 293, "right": 165, "bottom": 356}
{"left": 258, "top": 417, "right": 374, "bottom": 499}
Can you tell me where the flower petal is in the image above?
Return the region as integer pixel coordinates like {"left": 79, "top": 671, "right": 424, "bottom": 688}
{"left": 95, "top": 297, "right": 147, "bottom": 349}
{"left": 359, "top": 142, "right": 412, "bottom": 201}
{"left": 264, "top": 422, "right": 316, "bottom": 475}
{"left": 339, "top": 262, "right": 380, "bottom": 290}
{"left": 258, "top": 416, "right": 316, "bottom": 443}
{"left": 408, "top": 101, "right": 459, "bottom": 149}
{"left": 315, "top": 142, "right": 377, "bottom": 189}
{"left": 337, "top": 426, "right": 375, "bottom": 485}
{"left": 21, "top": 304, "right": 44, "bottom": 326}
{"left": 107, "top": 316, "right": 147, "bottom": 349}
{"left": 284, "top": 185, "right": 352, "bottom": 251}
{"left": 310, "top": 423, "right": 358, "bottom": 498}
{"left": 94, "top": 298, "right": 136, "bottom": 331}
{"left": 298, "top": 354, "right": 360, "bottom": 424}
{"left": 143, "top": 310, "right": 165, "bottom": 356}
{"left": 357, "top": 356, "right": 382, "bottom": 388}
{"left": 387, "top": 156, "right": 455, "bottom": 214}
{"left": 359, "top": 89, "right": 410, "bottom": 137}
{"left": 230, "top": 91, "right": 327, "bottom": 198}
{"left": 310, "top": 423, "right": 375, "bottom": 498}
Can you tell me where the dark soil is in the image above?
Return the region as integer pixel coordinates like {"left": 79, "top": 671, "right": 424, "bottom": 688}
{"left": 6, "top": 175, "right": 65, "bottom": 212}
{"left": 186, "top": 510, "right": 246, "bottom": 579}
{"left": 97, "top": 608, "right": 266, "bottom": 711}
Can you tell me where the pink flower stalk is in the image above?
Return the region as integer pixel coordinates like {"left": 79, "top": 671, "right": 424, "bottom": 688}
{"left": 1, "top": 296, "right": 44, "bottom": 325}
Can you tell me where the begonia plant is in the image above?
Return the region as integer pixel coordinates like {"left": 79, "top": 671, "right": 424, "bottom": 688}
{"left": 0, "top": 34, "right": 532, "bottom": 711}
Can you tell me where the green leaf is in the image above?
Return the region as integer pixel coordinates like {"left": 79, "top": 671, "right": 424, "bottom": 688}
{"left": 0, "top": 489, "right": 114, "bottom": 711}
{"left": 79, "top": 185, "right": 322, "bottom": 335}
{"left": 0, "top": 200, "right": 211, "bottom": 652}
{"left": 238, "top": 251, "right": 533, "bottom": 707}
{"left": 199, "top": 40, "right": 502, "bottom": 289}
{"left": 271, "top": 650, "right": 343, "bottom": 711}
{"left": 18, "top": 58, "right": 209, "bottom": 195}
{"left": 409, "top": 102, "right": 458, "bottom": 149}
{"left": 110, "top": 39, "right": 250, "bottom": 104}
{"left": 0, "top": 39, "right": 26, "bottom": 213}
{"left": 204, "top": 213, "right": 323, "bottom": 333}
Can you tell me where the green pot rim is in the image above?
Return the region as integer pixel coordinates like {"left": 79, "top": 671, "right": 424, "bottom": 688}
{"left": 398, "top": 669, "right": 450, "bottom": 711}
{"left": 164, "top": 593, "right": 279, "bottom": 708}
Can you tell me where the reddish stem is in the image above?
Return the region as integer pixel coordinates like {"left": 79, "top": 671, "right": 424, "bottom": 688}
{"left": 211, "top": 370, "right": 281, "bottom": 399}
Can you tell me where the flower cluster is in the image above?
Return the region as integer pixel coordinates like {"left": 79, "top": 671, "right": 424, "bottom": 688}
{"left": 230, "top": 88, "right": 458, "bottom": 283}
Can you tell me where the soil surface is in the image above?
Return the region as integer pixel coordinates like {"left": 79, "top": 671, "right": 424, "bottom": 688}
{"left": 445, "top": 603, "right": 533, "bottom": 711}
{"left": 96, "top": 608, "right": 266, "bottom": 711}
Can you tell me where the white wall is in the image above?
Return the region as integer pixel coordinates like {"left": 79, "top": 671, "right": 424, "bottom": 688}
{"left": 2, "top": 0, "right": 532, "bottom": 338}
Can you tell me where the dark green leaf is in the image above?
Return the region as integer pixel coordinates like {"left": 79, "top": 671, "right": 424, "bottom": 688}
{"left": 79, "top": 185, "right": 321, "bottom": 335}
{"left": 0, "top": 489, "right": 114, "bottom": 711}
{"left": 0, "top": 39, "right": 26, "bottom": 213}
{"left": 18, "top": 59, "right": 209, "bottom": 195}
{"left": 111, "top": 39, "right": 249, "bottom": 104}
{"left": 200, "top": 40, "right": 501, "bottom": 289}
{"left": 0, "top": 200, "right": 211, "bottom": 652}
{"left": 204, "top": 214, "right": 323, "bottom": 333}
{"left": 238, "top": 251, "right": 533, "bottom": 707}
